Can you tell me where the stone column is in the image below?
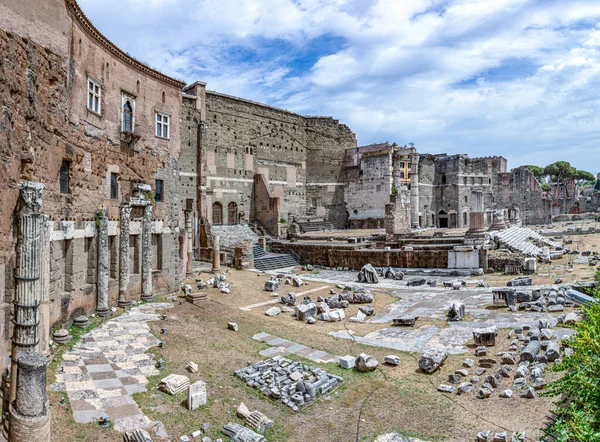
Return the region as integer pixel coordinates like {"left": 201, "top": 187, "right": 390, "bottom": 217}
{"left": 8, "top": 352, "right": 50, "bottom": 442}
{"left": 9, "top": 182, "right": 44, "bottom": 405}
{"left": 467, "top": 192, "right": 485, "bottom": 236}
{"left": 96, "top": 211, "right": 110, "bottom": 316}
{"left": 212, "top": 234, "right": 221, "bottom": 273}
{"left": 141, "top": 204, "right": 154, "bottom": 301}
{"left": 410, "top": 152, "right": 420, "bottom": 228}
{"left": 118, "top": 204, "right": 132, "bottom": 308}
{"left": 184, "top": 209, "right": 193, "bottom": 276}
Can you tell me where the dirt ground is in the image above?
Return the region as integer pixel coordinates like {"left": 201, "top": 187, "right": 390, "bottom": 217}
{"left": 47, "top": 228, "right": 600, "bottom": 442}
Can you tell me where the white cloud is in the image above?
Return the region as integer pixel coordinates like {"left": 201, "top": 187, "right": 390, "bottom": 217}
{"left": 78, "top": 0, "right": 600, "bottom": 172}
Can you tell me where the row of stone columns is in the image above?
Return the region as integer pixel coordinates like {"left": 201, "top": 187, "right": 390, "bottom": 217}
{"left": 116, "top": 203, "right": 154, "bottom": 308}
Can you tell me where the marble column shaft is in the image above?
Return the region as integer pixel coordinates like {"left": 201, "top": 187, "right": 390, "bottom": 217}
{"left": 212, "top": 234, "right": 221, "bottom": 272}
{"left": 96, "top": 212, "right": 109, "bottom": 314}
{"left": 410, "top": 153, "right": 420, "bottom": 228}
{"left": 10, "top": 182, "right": 44, "bottom": 405}
{"left": 118, "top": 205, "right": 132, "bottom": 306}
{"left": 184, "top": 210, "right": 193, "bottom": 275}
{"left": 141, "top": 204, "right": 153, "bottom": 299}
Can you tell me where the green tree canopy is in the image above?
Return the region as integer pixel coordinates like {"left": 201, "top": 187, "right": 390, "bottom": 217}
{"left": 575, "top": 170, "right": 595, "bottom": 182}
{"left": 544, "top": 161, "right": 576, "bottom": 182}
{"left": 524, "top": 165, "right": 546, "bottom": 178}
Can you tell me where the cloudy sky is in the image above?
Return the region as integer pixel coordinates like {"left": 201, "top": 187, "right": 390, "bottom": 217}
{"left": 79, "top": 0, "right": 600, "bottom": 172}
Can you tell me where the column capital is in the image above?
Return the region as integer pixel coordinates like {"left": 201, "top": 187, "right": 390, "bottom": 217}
{"left": 18, "top": 182, "right": 44, "bottom": 215}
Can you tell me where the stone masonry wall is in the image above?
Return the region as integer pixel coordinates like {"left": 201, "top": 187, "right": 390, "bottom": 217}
{"left": 0, "top": 1, "right": 182, "bottom": 375}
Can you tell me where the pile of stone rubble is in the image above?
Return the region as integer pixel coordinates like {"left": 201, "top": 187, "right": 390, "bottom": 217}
{"left": 235, "top": 357, "right": 343, "bottom": 411}
{"left": 437, "top": 319, "right": 574, "bottom": 402}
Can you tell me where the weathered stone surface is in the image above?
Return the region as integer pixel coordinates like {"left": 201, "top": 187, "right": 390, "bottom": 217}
{"left": 295, "top": 303, "right": 317, "bottom": 321}
{"left": 265, "top": 307, "right": 281, "bottom": 317}
{"left": 357, "top": 264, "right": 379, "bottom": 283}
{"left": 393, "top": 316, "right": 417, "bottom": 326}
{"left": 384, "top": 355, "right": 401, "bottom": 366}
{"left": 264, "top": 280, "right": 280, "bottom": 292}
{"left": 419, "top": 350, "right": 448, "bottom": 374}
{"left": 187, "top": 381, "right": 207, "bottom": 410}
{"left": 473, "top": 327, "right": 498, "bottom": 346}
{"left": 446, "top": 302, "right": 465, "bottom": 321}
{"left": 356, "top": 353, "right": 379, "bottom": 372}
{"left": 437, "top": 384, "right": 457, "bottom": 394}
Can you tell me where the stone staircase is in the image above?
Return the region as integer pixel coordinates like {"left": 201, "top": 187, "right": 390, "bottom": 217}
{"left": 298, "top": 220, "right": 335, "bottom": 233}
{"left": 253, "top": 244, "right": 299, "bottom": 271}
{"left": 493, "top": 227, "right": 561, "bottom": 257}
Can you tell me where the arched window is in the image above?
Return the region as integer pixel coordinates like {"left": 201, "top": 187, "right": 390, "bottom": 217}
{"left": 122, "top": 100, "right": 133, "bottom": 133}
{"left": 212, "top": 202, "right": 223, "bottom": 225}
{"left": 162, "top": 91, "right": 166, "bottom": 103}
{"left": 227, "top": 202, "right": 238, "bottom": 225}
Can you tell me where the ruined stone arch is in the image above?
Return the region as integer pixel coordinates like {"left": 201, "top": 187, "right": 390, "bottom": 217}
{"left": 212, "top": 202, "right": 223, "bottom": 225}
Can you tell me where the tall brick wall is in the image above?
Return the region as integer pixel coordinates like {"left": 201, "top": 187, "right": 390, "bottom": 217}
{"left": 194, "top": 91, "right": 356, "bottom": 232}
{"left": 0, "top": 1, "right": 183, "bottom": 375}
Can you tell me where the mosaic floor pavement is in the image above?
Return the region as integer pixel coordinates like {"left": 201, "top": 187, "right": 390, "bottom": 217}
{"left": 51, "top": 303, "right": 172, "bottom": 432}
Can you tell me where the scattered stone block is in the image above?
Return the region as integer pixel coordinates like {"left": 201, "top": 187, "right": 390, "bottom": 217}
{"left": 339, "top": 356, "right": 356, "bottom": 369}
{"left": 187, "top": 381, "right": 207, "bottom": 410}
{"left": 53, "top": 329, "right": 71, "bottom": 345}
{"left": 406, "top": 278, "right": 426, "bottom": 286}
{"left": 520, "top": 387, "right": 536, "bottom": 398}
{"left": 357, "top": 264, "right": 379, "bottom": 283}
{"left": 507, "top": 276, "right": 532, "bottom": 287}
{"left": 159, "top": 374, "right": 190, "bottom": 395}
{"left": 499, "top": 389, "right": 513, "bottom": 398}
{"left": 463, "top": 359, "right": 474, "bottom": 368}
{"left": 222, "top": 423, "right": 266, "bottom": 442}
{"left": 124, "top": 429, "right": 154, "bottom": 442}
{"left": 446, "top": 302, "right": 465, "bottom": 321}
{"left": 473, "top": 327, "right": 498, "bottom": 346}
{"left": 477, "top": 387, "right": 492, "bottom": 399}
{"left": 227, "top": 322, "right": 239, "bottom": 331}
{"left": 437, "top": 384, "right": 457, "bottom": 394}
{"left": 236, "top": 402, "right": 274, "bottom": 434}
{"left": 384, "top": 355, "right": 401, "bottom": 366}
{"left": 392, "top": 316, "right": 417, "bottom": 326}
{"left": 280, "top": 293, "right": 296, "bottom": 306}
{"left": 477, "top": 430, "right": 491, "bottom": 441}
{"left": 356, "top": 353, "right": 379, "bottom": 372}
{"left": 359, "top": 305, "right": 374, "bottom": 316}
{"left": 493, "top": 431, "right": 508, "bottom": 442}
{"left": 419, "top": 350, "right": 448, "bottom": 374}
{"left": 457, "top": 382, "right": 474, "bottom": 395}
{"left": 264, "top": 307, "right": 281, "bottom": 317}
{"left": 187, "top": 361, "right": 199, "bottom": 373}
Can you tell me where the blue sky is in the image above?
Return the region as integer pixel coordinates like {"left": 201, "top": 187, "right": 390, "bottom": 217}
{"left": 79, "top": 0, "right": 600, "bottom": 173}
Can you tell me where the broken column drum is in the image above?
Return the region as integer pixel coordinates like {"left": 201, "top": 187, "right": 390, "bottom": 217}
{"left": 467, "top": 191, "right": 485, "bottom": 235}
{"left": 9, "top": 352, "right": 50, "bottom": 442}
{"left": 118, "top": 204, "right": 132, "bottom": 307}
{"left": 141, "top": 204, "right": 154, "bottom": 300}
{"left": 520, "top": 340, "right": 541, "bottom": 362}
{"left": 10, "top": 182, "right": 45, "bottom": 405}
{"left": 212, "top": 234, "right": 221, "bottom": 272}
{"left": 96, "top": 211, "right": 110, "bottom": 316}
{"left": 473, "top": 326, "right": 498, "bottom": 346}
{"left": 184, "top": 209, "right": 193, "bottom": 276}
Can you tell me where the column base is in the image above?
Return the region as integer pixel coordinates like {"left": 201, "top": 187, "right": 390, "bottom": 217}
{"left": 141, "top": 293, "right": 156, "bottom": 302}
{"left": 8, "top": 402, "right": 50, "bottom": 442}
{"left": 96, "top": 308, "right": 111, "bottom": 317}
{"left": 118, "top": 299, "right": 132, "bottom": 308}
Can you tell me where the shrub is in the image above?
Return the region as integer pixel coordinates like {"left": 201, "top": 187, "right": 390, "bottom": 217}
{"left": 543, "top": 296, "right": 600, "bottom": 441}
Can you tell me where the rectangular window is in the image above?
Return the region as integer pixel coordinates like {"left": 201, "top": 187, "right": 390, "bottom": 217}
{"left": 399, "top": 162, "right": 405, "bottom": 168}
{"left": 87, "top": 77, "right": 101, "bottom": 114}
{"left": 156, "top": 112, "right": 170, "bottom": 138}
{"left": 110, "top": 173, "right": 118, "bottom": 200}
{"left": 60, "top": 160, "right": 70, "bottom": 194}
{"left": 155, "top": 179, "right": 164, "bottom": 202}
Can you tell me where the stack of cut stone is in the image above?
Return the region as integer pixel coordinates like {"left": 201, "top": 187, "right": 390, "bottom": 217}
{"left": 159, "top": 374, "right": 190, "bottom": 395}
{"left": 185, "top": 292, "right": 207, "bottom": 305}
{"left": 53, "top": 329, "right": 71, "bottom": 345}
{"left": 73, "top": 315, "right": 90, "bottom": 329}
{"left": 235, "top": 357, "right": 343, "bottom": 412}
{"left": 123, "top": 429, "right": 153, "bottom": 442}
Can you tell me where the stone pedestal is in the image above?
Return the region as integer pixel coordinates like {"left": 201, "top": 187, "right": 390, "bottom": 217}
{"left": 488, "top": 210, "right": 508, "bottom": 231}
{"left": 141, "top": 205, "right": 154, "bottom": 301}
{"left": 96, "top": 212, "right": 110, "bottom": 316}
{"left": 118, "top": 205, "right": 132, "bottom": 308}
{"left": 385, "top": 190, "right": 411, "bottom": 240}
{"left": 212, "top": 235, "right": 221, "bottom": 272}
{"left": 467, "top": 212, "right": 486, "bottom": 235}
{"left": 9, "top": 352, "right": 50, "bottom": 442}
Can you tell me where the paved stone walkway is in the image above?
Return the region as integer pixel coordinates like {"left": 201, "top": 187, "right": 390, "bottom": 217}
{"left": 51, "top": 303, "right": 172, "bottom": 432}
{"left": 252, "top": 332, "right": 341, "bottom": 364}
